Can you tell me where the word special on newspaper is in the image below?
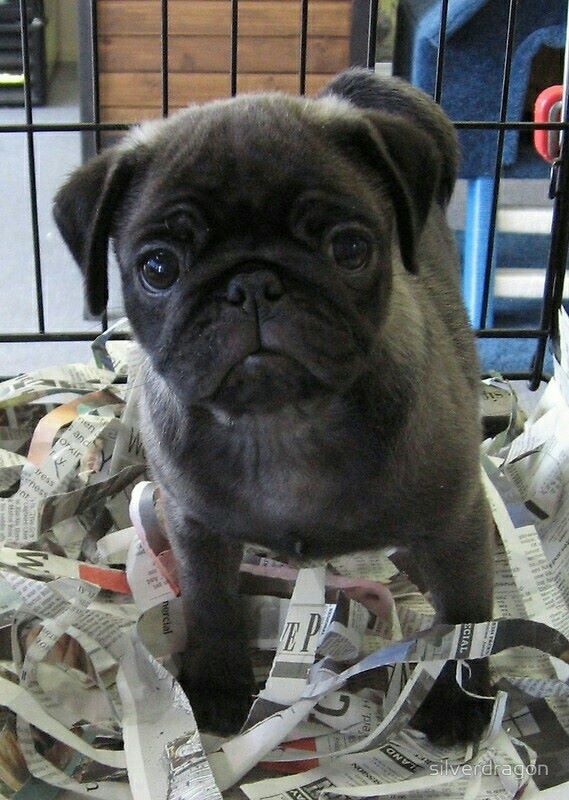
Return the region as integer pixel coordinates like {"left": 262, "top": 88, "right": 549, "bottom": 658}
{"left": 0, "top": 314, "right": 568, "bottom": 800}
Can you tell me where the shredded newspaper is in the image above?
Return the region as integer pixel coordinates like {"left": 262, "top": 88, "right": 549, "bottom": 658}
{"left": 0, "top": 311, "right": 569, "bottom": 799}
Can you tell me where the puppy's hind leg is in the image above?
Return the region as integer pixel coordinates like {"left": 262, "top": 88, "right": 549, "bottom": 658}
{"left": 410, "top": 488, "right": 496, "bottom": 745}
{"left": 162, "top": 493, "right": 255, "bottom": 735}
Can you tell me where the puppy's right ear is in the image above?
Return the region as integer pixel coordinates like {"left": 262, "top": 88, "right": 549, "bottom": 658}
{"left": 53, "top": 146, "right": 143, "bottom": 316}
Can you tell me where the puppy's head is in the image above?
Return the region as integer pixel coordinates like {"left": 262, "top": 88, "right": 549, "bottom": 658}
{"left": 54, "top": 71, "right": 454, "bottom": 413}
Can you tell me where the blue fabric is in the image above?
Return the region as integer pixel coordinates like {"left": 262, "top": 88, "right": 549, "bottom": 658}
{"left": 421, "top": 0, "right": 489, "bottom": 43}
{"left": 477, "top": 336, "right": 553, "bottom": 375}
{"left": 393, "top": 0, "right": 566, "bottom": 177}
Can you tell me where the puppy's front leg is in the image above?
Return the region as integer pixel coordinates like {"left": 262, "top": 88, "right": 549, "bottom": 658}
{"left": 410, "top": 491, "right": 495, "bottom": 744}
{"left": 162, "top": 492, "right": 255, "bottom": 734}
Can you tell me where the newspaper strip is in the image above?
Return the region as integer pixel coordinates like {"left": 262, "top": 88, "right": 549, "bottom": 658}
{"left": 244, "top": 567, "right": 326, "bottom": 728}
{"left": 0, "top": 423, "right": 35, "bottom": 452}
{"left": 258, "top": 663, "right": 448, "bottom": 769}
{"left": 1, "top": 324, "right": 569, "bottom": 798}
{"left": 108, "top": 345, "right": 146, "bottom": 476}
{"left": 96, "top": 527, "right": 136, "bottom": 565}
{"left": 0, "top": 571, "right": 219, "bottom": 799}
{"left": 483, "top": 468, "right": 569, "bottom": 645}
{"left": 299, "top": 618, "right": 569, "bottom": 702}
{"left": 90, "top": 318, "right": 133, "bottom": 376}
{"left": 137, "top": 596, "right": 187, "bottom": 659}
{"left": 1, "top": 574, "right": 131, "bottom": 798}
{"left": 117, "top": 633, "right": 221, "bottom": 800}
{"left": 0, "top": 547, "right": 130, "bottom": 594}
{"left": 0, "top": 450, "right": 27, "bottom": 492}
{"left": 0, "top": 365, "right": 115, "bottom": 409}
{"left": 38, "top": 464, "right": 144, "bottom": 538}
{"left": 209, "top": 614, "right": 563, "bottom": 792}
{"left": 25, "top": 391, "right": 122, "bottom": 467}
{"left": 128, "top": 482, "right": 179, "bottom": 595}
{"left": 125, "top": 536, "right": 178, "bottom": 613}
{"left": 241, "top": 558, "right": 394, "bottom": 621}
{"left": 0, "top": 675, "right": 125, "bottom": 770}
{"left": 241, "top": 724, "right": 523, "bottom": 800}
{"left": 317, "top": 591, "right": 370, "bottom": 662}
{"left": 0, "top": 414, "right": 121, "bottom": 547}
{"left": 2, "top": 482, "right": 564, "bottom": 800}
{"left": 499, "top": 311, "right": 569, "bottom": 617}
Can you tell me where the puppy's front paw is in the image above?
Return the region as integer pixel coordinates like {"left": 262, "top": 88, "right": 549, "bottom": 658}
{"left": 410, "top": 660, "right": 494, "bottom": 746}
{"left": 178, "top": 647, "right": 255, "bottom": 735}
{"left": 181, "top": 677, "right": 254, "bottom": 735}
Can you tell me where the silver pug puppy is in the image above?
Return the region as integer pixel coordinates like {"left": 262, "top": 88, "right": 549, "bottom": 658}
{"left": 54, "top": 69, "right": 495, "bottom": 744}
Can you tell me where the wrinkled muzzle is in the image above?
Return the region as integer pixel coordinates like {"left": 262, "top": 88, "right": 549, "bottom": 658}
{"left": 143, "top": 268, "right": 367, "bottom": 412}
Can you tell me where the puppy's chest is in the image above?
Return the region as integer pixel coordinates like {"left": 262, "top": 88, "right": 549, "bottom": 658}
{"left": 191, "top": 415, "right": 385, "bottom": 538}
{"left": 237, "top": 449, "right": 328, "bottom": 517}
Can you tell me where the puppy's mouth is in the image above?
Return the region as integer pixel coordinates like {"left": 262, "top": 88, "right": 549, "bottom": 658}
{"left": 211, "top": 348, "right": 324, "bottom": 412}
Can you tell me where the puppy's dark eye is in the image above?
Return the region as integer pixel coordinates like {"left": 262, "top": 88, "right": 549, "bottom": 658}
{"left": 139, "top": 249, "right": 180, "bottom": 292}
{"left": 328, "top": 227, "right": 372, "bottom": 272}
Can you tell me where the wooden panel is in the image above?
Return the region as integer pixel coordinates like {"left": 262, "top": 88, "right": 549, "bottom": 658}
{"left": 98, "top": 1, "right": 160, "bottom": 34}
{"left": 98, "top": 1, "right": 352, "bottom": 38}
{"left": 98, "top": 35, "right": 349, "bottom": 74}
{"left": 100, "top": 72, "right": 333, "bottom": 112}
{"left": 238, "top": 34, "right": 349, "bottom": 73}
{"left": 100, "top": 106, "right": 177, "bottom": 123}
{"left": 101, "top": 72, "right": 227, "bottom": 106}
{"left": 97, "top": 1, "right": 353, "bottom": 119}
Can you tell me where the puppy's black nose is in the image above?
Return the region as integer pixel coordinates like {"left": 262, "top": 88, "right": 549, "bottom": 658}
{"left": 226, "top": 270, "right": 284, "bottom": 313}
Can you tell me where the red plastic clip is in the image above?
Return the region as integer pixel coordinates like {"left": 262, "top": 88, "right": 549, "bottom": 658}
{"left": 534, "top": 85, "right": 563, "bottom": 163}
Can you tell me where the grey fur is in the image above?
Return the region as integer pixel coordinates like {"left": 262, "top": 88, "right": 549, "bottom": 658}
{"left": 54, "top": 70, "right": 494, "bottom": 742}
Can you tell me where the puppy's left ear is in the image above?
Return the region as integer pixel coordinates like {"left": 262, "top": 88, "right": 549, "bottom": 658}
{"left": 53, "top": 145, "right": 145, "bottom": 315}
{"left": 326, "top": 111, "right": 441, "bottom": 274}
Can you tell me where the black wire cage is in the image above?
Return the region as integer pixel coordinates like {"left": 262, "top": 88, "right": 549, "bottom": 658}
{"left": 0, "top": 0, "right": 568, "bottom": 392}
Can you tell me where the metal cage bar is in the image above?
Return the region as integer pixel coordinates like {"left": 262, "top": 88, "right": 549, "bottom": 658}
{"left": 230, "top": 0, "right": 239, "bottom": 97}
{"left": 161, "top": 0, "right": 169, "bottom": 116}
{"left": 90, "top": 0, "right": 108, "bottom": 332}
{"left": 433, "top": 0, "right": 449, "bottom": 104}
{"left": 0, "top": 0, "right": 567, "bottom": 388}
{"left": 547, "top": 11, "right": 569, "bottom": 360}
{"left": 366, "top": 0, "right": 378, "bottom": 70}
{"left": 529, "top": 3, "right": 569, "bottom": 390}
{"left": 18, "top": 0, "right": 45, "bottom": 335}
{"left": 2, "top": 120, "right": 566, "bottom": 134}
{"left": 478, "top": 0, "right": 519, "bottom": 330}
{"left": 299, "top": 0, "right": 309, "bottom": 95}
{"left": 529, "top": 143, "right": 569, "bottom": 389}
{"left": 89, "top": 0, "right": 101, "bottom": 152}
